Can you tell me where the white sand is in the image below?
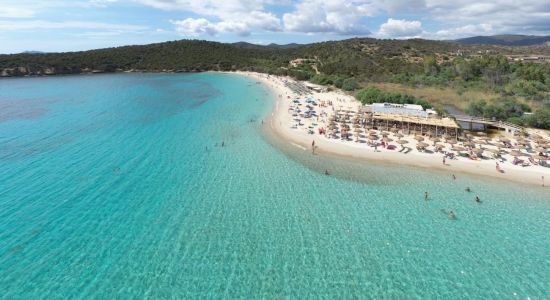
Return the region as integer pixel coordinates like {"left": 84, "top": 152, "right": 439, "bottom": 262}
{"left": 233, "top": 71, "right": 550, "bottom": 187}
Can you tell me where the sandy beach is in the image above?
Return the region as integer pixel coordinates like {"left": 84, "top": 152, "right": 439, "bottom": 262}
{"left": 232, "top": 71, "right": 550, "bottom": 187}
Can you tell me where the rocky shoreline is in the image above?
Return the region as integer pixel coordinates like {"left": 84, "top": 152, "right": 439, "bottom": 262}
{"left": 0, "top": 67, "right": 204, "bottom": 78}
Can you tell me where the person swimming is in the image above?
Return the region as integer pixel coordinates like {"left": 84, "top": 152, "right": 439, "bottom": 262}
{"left": 448, "top": 211, "right": 456, "bottom": 219}
{"left": 424, "top": 191, "right": 429, "bottom": 200}
{"left": 325, "top": 169, "right": 330, "bottom": 175}
{"left": 475, "top": 196, "right": 481, "bottom": 203}
{"left": 465, "top": 187, "right": 471, "bottom": 192}
{"left": 440, "top": 209, "right": 456, "bottom": 220}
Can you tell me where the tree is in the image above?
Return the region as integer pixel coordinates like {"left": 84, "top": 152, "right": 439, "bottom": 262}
{"left": 342, "top": 78, "right": 359, "bottom": 91}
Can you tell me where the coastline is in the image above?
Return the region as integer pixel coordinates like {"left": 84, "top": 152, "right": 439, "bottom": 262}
{"left": 232, "top": 71, "right": 550, "bottom": 187}
{"left": 5, "top": 69, "right": 548, "bottom": 187}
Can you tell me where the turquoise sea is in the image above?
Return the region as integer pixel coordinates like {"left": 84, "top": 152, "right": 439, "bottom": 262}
{"left": 0, "top": 73, "right": 548, "bottom": 299}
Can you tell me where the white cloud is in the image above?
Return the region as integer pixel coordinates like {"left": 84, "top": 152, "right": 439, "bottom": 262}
{"left": 423, "top": 0, "right": 550, "bottom": 36}
{"left": 434, "top": 23, "right": 493, "bottom": 39}
{"left": 139, "top": 0, "right": 550, "bottom": 38}
{"left": 171, "top": 18, "right": 250, "bottom": 36}
{"left": 377, "top": 18, "right": 423, "bottom": 38}
{"left": 141, "top": 0, "right": 282, "bottom": 36}
{"left": 282, "top": 0, "right": 373, "bottom": 35}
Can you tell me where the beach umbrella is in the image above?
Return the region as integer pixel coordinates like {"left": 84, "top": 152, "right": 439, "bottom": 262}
{"left": 390, "top": 128, "right": 399, "bottom": 133}
{"left": 476, "top": 138, "right": 490, "bottom": 145}
{"left": 499, "top": 137, "right": 511, "bottom": 143}
{"left": 463, "top": 141, "right": 475, "bottom": 147}
{"left": 369, "top": 130, "right": 378, "bottom": 135}
{"left": 434, "top": 143, "right": 445, "bottom": 149}
{"left": 510, "top": 150, "right": 523, "bottom": 157}
{"left": 417, "top": 142, "right": 429, "bottom": 148}
{"left": 472, "top": 148, "right": 484, "bottom": 154}
{"left": 415, "top": 136, "right": 425, "bottom": 141}
{"left": 397, "top": 140, "right": 409, "bottom": 145}
{"left": 447, "top": 140, "right": 457, "bottom": 145}
{"left": 477, "top": 132, "right": 487, "bottom": 136}
{"left": 368, "top": 135, "right": 379, "bottom": 140}
{"left": 531, "top": 134, "right": 542, "bottom": 140}
{"left": 396, "top": 133, "right": 404, "bottom": 138}
{"left": 487, "top": 148, "right": 500, "bottom": 154}
{"left": 511, "top": 145, "right": 525, "bottom": 150}
{"left": 430, "top": 136, "right": 441, "bottom": 142}
{"left": 383, "top": 137, "right": 394, "bottom": 143}
{"left": 354, "top": 128, "right": 362, "bottom": 133}
{"left": 516, "top": 139, "right": 529, "bottom": 146}
{"left": 452, "top": 146, "right": 465, "bottom": 152}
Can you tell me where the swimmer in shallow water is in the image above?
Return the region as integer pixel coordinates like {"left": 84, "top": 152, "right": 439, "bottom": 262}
{"left": 465, "top": 187, "right": 471, "bottom": 192}
{"left": 325, "top": 169, "right": 330, "bottom": 175}
{"left": 440, "top": 209, "right": 456, "bottom": 220}
{"left": 475, "top": 196, "right": 481, "bottom": 203}
{"left": 448, "top": 211, "right": 456, "bottom": 219}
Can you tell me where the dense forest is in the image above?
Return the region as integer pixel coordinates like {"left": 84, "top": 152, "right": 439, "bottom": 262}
{"left": 0, "top": 38, "right": 549, "bottom": 128}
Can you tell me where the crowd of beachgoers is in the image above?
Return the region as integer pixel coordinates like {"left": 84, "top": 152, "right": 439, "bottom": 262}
{"left": 287, "top": 95, "right": 549, "bottom": 169}
{"left": 235, "top": 71, "right": 550, "bottom": 186}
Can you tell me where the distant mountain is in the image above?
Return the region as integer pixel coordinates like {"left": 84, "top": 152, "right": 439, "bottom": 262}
{"left": 265, "top": 43, "right": 301, "bottom": 49}
{"left": 454, "top": 35, "right": 550, "bottom": 46}
{"left": 20, "top": 50, "right": 46, "bottom": 54}
{"left": 232, "top": 42, "right": 301, "bottom": 49}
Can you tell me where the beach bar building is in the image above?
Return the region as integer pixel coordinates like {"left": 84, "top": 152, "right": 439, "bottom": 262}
{"left": 362, "top": 103, "right": 460, "bottom": 137}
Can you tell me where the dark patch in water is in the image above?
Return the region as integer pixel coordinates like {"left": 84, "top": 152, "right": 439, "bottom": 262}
{"left": 132, "top": 80, "right": 222, "bottom": 124}
{"left": 0, "top": 97, "right": 52, "bottom": 123}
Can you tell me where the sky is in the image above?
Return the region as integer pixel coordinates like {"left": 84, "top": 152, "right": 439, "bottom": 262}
{"left": 1, "top": 0, "right": 549, "bottom": 53}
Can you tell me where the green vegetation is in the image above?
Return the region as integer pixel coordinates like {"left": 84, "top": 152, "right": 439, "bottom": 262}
{"left": 391, "top": 55, "right": 550, "bottom": 102}
{"left": 465, "top": 98, "right": 531, "bottom": 120}
{"left": 466, "top": 98, "right": 550, "bottom": 129}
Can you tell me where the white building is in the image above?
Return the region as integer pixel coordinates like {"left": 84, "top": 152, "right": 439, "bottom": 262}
{"left": 366, "top": 103, "right": 438, "bottom": 118}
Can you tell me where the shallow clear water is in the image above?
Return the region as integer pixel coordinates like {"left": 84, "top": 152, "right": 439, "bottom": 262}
{"left": 0, "top": 73, "right": 548, "bottom": 299}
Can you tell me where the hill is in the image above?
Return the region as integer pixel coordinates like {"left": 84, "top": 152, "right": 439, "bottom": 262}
{"left": 454, "top": 35, "right": 550, "bottom": 46}
{"left": 0, "top": 38, "right": 456, "bottom": 78}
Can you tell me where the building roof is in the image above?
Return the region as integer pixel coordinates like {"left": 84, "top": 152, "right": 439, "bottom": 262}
{"left": 371, "top": 112, "right": 459, "bottom": 129}
{"left": 368, "top": 102, "right": 436, "bottom": 118}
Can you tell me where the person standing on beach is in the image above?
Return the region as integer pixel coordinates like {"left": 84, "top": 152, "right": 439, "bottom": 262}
{"left": 543, "top": 176, "right": 545, "bottom": 187}
{"left": 443, "top": 157, "right": 446, "bottom": 165}
{"left": 452, "top": 174, "right": 456, "bottom": 180}
{"left": 312, "top": 140, "right": 316, "bottom": 154}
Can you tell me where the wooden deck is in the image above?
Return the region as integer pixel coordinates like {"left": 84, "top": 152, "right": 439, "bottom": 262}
{"left": 453, "top": 115, "right": 523, "bottom": 133}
